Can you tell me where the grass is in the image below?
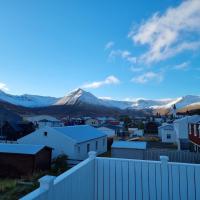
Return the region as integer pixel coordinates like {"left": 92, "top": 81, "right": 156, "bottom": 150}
{"left": 0, "top": 155, "right": 69, "bottom": 200}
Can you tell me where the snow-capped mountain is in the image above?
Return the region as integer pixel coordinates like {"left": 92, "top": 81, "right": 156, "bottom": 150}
{"left": 0, "top": 88, "right": 200, "bottom": 111}
{"left": 0, "top": 90, "right": 59, "bottom": 107}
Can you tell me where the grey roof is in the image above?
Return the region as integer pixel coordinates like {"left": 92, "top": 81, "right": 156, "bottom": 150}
{"left": 0, "top": 144, "right": 47, "bottom": 155}
{"left": 158, "top": 124, "right": 174, "bottom": 130}
{"left": 112, "top": 141, "right": 147, "bottom": 150}
{"left": 53, "top": 125, "right": 106, "bottom": 143}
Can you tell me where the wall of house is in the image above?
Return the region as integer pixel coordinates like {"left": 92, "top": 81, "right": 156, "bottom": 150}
{"left": 112, "top": 148, "right": 144, "bottom": 160}
{"left": 161, "top": 129, "right": 176, "bottom": 143}
{"left": 74, "top": 137, "right": 107, "bottom": 160}
{"left": 174, "top": 121, "right": 188, "bottom": 139}
{"left": 85, "top": 119, "right": 99, "bottom": 127}
{"left": 18, "top": 127, "right": 76, "bottom": 159}
{"left": 35, "top": 148, "right": 52, "bottom": 171}
{"left": 0, "top": 153, "right": 34, "bottom": 177}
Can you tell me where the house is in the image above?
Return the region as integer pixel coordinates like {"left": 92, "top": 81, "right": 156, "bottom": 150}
{"left": 24, "top": 115, "right": 64, "bottom": 128}
{"left": 0, "top": 121, "right": 35, "bottom": 141}
{"left": 174, "top": 115, "right": 200, "bottom": 150}
{"left": 128, "top": 128, "right": 144, "bottom": 137}
{"left": 0, "top": 144, "right": 52, "bottom": 178}
{"left": 158, "top": 124, "right": 176, "bottom": 143}
{"left": 18, "top": 125, "right": 107, "bottom": 160}
{"left": 188, "top": 121, "right": 200, "bottom": 152}
{"left": 97, "top": 126, "right": 115, "bottom": 150}
{"left": 111, "top": 141, "right": 147, "bottom": 159}
{"left": 85, "top": 118, "right": 99, "bottom": 127}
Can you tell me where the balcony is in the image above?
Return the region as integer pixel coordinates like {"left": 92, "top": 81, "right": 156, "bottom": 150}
{"left": 21, "top": 151, "right": 200, "bottom": 200}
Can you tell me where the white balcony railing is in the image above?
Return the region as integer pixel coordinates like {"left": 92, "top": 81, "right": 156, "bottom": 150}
{"left": 21, "top": 152, "right": 200, "bottom": 200}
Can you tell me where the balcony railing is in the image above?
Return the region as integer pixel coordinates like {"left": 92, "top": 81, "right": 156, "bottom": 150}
{"left": 21, "top": 152, "right": 200, "bottom": 200}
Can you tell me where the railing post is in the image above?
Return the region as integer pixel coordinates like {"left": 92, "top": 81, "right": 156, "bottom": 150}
{"left": 88, "top": 151, "right": 97, "bottom": 200}
{"left": 160, "top": 156, "right": 169, "bottom": 200}
{"left": 88, "top": 151, "right": 97, "bottom": 159}
{"left": 39, "top": 175, "right": 56, "bottom": 200}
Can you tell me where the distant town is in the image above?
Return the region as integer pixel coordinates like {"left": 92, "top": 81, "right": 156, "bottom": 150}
{"left": 1, "top": 99, "right": 200, "bottom": 199}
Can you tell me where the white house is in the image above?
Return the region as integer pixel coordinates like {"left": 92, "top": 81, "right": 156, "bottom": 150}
{"left": 174, "top": 115, "right": 200, "bottom": 149}
{"left": 128, "top": 128, "right": 144, "bottom": 137}
{"left": 24, "top": 115, "right": 63, "bottom": 128}
{"left": 17, "top": 125, "right": 107, "bottom": 160}
{"left": 158, "top": 124, "right": 176, "bottom": 143}
{"left": 85, "top": 118, "right": 99, "bottom": 127}
{"left": 97, "top": 127, "right": 115, "bottom": 138}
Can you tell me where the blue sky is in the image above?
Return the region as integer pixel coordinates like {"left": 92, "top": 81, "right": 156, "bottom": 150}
{"left": 0, "top": 0, "right": 200, "bottom": 100}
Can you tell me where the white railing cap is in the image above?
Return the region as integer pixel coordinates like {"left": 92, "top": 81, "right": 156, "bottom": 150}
{"left": 39, "top": 175, "right": 56, "bottom": 190}
{"left": 160, "top": 156, "right": 169, "bottom": 163}
{"left": 88, "top": 151, "right": 97, "bottom": 159}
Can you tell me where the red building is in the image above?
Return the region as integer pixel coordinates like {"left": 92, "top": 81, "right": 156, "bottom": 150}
{"left": 189, "top": 122, "right": 200, "bottom": 152}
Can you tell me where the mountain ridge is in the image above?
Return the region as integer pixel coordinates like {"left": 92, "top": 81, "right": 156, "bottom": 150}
{"left": 0, "top": 88, "right": 200, "bottom": 111}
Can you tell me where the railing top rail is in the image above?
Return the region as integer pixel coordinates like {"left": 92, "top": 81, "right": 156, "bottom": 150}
{"left": 96, "top": 156, "right": 161, "bottom": 164}
{"left": 96, "top": 156, "right": 200, "bottom": 166}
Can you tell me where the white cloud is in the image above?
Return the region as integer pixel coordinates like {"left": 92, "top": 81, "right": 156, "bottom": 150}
{"left": 131, "top": 72, "right": 163, "bottom": 84}
{"left": 109, "top": 50, "right": 137, "bottom": 64}
{"left": 105, "top": 41, "right": 115, "bottom": 50}
{"left": 173, "top": 62, "right": 189, "bottom": 70}
{"left": 0, "top": 82, "right": 9, "bottom": 91}
{"left": 129, "top": 0, "right": 200, "bottom": 63}
{"left": 130, "top": 66, "right": 143, "bottom": 72}
{"left": 82, "top": 75, "right": 120, "bottom": 89}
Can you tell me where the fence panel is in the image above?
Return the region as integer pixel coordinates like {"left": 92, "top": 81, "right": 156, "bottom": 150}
{"left": 96, "top": 157, "right": 200, "bottom": 200}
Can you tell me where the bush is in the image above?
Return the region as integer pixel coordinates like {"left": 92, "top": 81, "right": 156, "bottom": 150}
{"left": 51, "top": 154, "right": 68, "bottom": 175}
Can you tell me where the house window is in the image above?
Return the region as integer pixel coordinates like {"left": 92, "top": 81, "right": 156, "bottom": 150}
{"left": 167, "top": 134, "right": 171, "bottom": 139}
{"left": 189, "top": 124, "right": 192, "bottom": 134}
{"left": 194, "top": 125, "right": 197, "bottom": 136}
{"left": 78, "top": 146, "right": 80, "bottom": 153}
{"left": 103, "top": 139, "right": 105, "bottom": 146}
{"left": 87, "top": 144, "right": 90, "bottom": 153}
{"left": 44, "top": 132, "right": 48, "bottom": 136}
{"left": 96, "top": 141, "right": 98, "bottom": 150}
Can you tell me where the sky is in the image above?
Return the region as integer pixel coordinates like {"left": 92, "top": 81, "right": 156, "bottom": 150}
{"left": 0, "top": 0, "right": 200, "bottom": 100}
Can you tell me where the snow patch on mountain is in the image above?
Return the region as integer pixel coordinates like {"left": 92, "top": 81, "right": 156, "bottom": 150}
{"left": 0, "top": 90, "right": 59, "bottom": 107}
{"left": 0, "top": 88, "right": 200, "bottom": 111}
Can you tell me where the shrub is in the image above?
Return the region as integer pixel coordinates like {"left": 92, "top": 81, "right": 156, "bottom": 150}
{"left": 51, "top": 154, "right": 68, "bottom": 175}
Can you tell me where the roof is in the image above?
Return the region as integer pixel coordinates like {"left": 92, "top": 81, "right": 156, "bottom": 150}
{"left": 53, "top": 125, "right": 106, "bottom": 143}
{"left": 25, "top": 115, "right": 60, "bottom": 122}
{"left": 112, "top": 141, "right": 147, "bottom": 150}
{"left": 174, "top": 115, "right": 200, "bottom": 124}
{"left": 0, "top": 144, "right": 48, "bottom": 155}
{"left": 158, "top": 124, "right": 174, "bottom": 130}
{"left": 97, "top": 127, "right": 115, "bottom": 137}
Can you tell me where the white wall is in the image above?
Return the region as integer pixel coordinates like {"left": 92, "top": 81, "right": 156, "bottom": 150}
{"left": 161, "top": 129, "right": 176, "bottom": 143}
{"left": 18, "top": 127, "right": 107, "bottom": 160}
{"left": 85, "top": 119, "right": 99, "bottom": 127}
{"left": 74, "top": 137, "right": 107, "bottom": 160}
{"left": 17, "top": 127, "right": 76, "bottom": 159}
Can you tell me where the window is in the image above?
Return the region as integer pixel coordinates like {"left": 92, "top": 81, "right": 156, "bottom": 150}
{"left": 87, "top": 144, "right": 90, "bottom": 152}
{"left": 78, "top": 146, "right": 80, "bottom": 153}
{"left": 44, "top": 132, "right": 48, "bottom": 136}
{"left": 103, "top": 139, "right": 105, "bottom": 146}
{"left": 96, "top": 141, "right": 98, "bottom": 150}
{"left": 194, "top": 125, "right": 197, "bottom": 136}
{"left": 167, "top": 134, "right": 171, "bottom": 139}
{"left": 189, "top": 124, "right": 192, "bottom": 134}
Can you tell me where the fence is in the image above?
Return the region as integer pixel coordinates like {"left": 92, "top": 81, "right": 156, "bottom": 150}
{"left": 21, "top": 152, "right": 200, "bottom": 200}
{"left": 112, "top": 148, "right": 200, "bottom": 163}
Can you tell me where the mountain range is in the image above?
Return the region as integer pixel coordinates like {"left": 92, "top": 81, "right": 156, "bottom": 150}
{"left": 0, "top": 88, "right": 200, "bottom": 112}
